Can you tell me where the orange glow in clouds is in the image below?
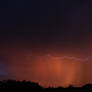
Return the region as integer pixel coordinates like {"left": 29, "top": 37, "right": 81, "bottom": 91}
{"left": 2, "top": 47, "right": 92, "bottom": 88}
{"left": 29, "top": 57, "right": 84, "bottom": 87}
{"left": 7, "top": 52, "right": 84, "bottom": 88}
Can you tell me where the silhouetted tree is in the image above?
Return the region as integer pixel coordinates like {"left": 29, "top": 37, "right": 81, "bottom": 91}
{"left": 0, "top": 80, "right": 92, "bottom": 92}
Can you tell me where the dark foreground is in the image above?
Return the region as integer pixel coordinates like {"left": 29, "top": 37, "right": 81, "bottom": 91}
{"left": 0, "top": 80, "right": 92, "bottom": 92}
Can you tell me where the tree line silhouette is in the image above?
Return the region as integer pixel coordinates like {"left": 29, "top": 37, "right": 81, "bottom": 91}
{"left": 0, "top": 80, "right": 92, "bottom": 92}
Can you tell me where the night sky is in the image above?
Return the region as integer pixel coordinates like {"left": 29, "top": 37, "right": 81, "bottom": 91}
{"left": 0, "top": 0, "right": 92, "bottom": 87}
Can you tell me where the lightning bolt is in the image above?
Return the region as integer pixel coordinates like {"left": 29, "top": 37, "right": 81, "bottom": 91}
{"left": 47, "top": 54, "right": 92, "bottom": 62}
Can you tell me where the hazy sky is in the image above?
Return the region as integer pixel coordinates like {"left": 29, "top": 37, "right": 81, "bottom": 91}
{"left": 0, "top": 0, "right": 92, "bottom": 87}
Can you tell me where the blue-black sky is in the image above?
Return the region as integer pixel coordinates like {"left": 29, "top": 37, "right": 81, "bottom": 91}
{"left": 0, "top": 0, "right": 92, "bottom": 58}
{"left": 0, "top": 0, "right": 91, "bottom": 55}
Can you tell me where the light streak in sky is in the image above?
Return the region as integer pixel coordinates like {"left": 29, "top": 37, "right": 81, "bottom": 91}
{"left": 35, "top": 54, "right": 92, "bottom": 62}
{"left": 47, "top": 55, "right": 92, "bottom": 62}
